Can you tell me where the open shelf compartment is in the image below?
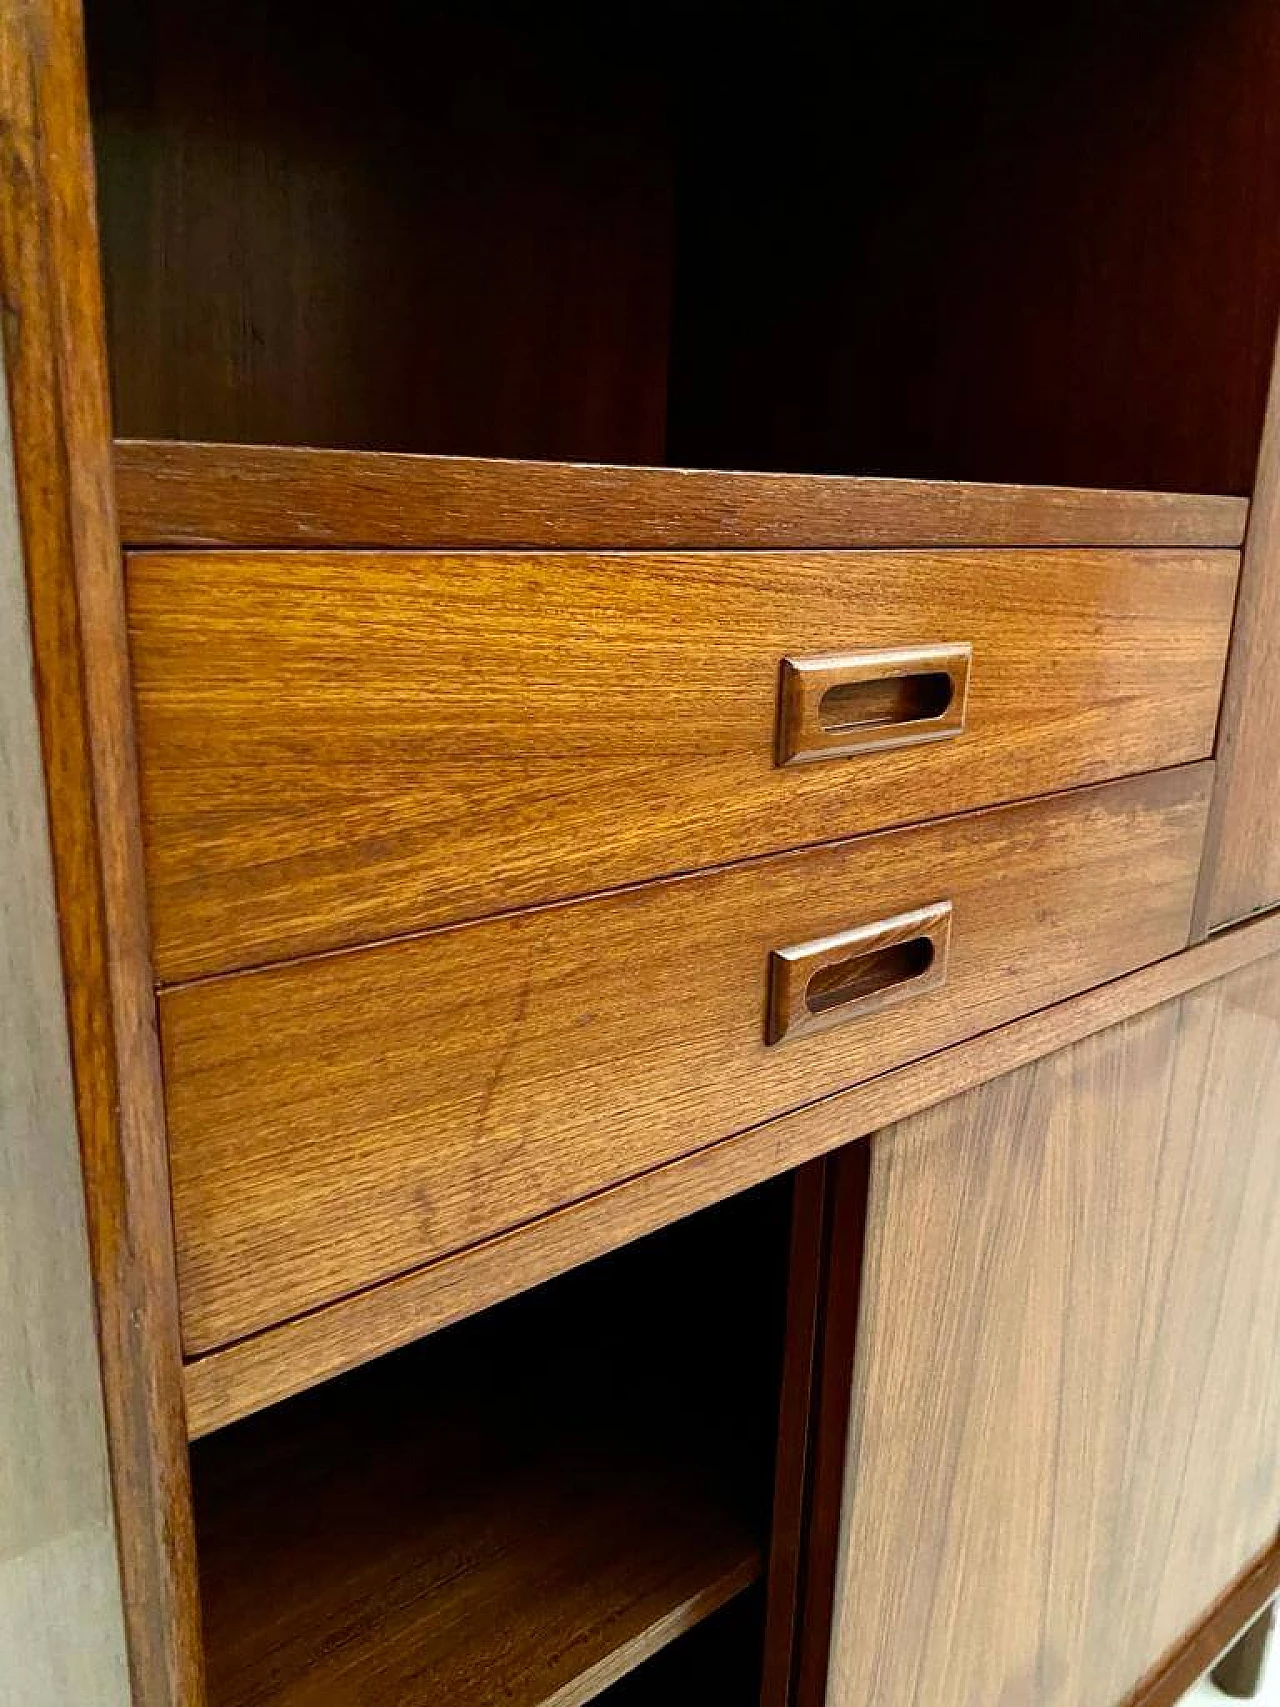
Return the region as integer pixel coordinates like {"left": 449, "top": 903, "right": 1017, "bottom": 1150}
{"left": 85, "top": 0, "right": 1280, "bottom": 498}
{"left": 190, "top": 1181, "right": 789, "bottom": 1707}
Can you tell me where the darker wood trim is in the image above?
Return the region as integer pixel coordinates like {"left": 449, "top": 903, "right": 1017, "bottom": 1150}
{"left": 789, "top": 1146, "right": 872, "bottom": 1707}
{"left": 113, "top": 437, "right": 1249, "bottom": 553}
{"left": 0, "top": 2, "right": 203, "bottom": 1701}
{"left": 183, "top": 906, "right": 1280, "bottom": 1438}
{"left": 759, "top": 1159, "right": 832, "bottom": 1707}
{"left": 1125, "top": 1545, "right": 1280, "bottom": 1707}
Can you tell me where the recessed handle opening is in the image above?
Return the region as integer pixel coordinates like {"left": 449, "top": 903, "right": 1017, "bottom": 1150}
{"left": 776, "top": 645, "right": 972, "bottom": 766}
{"left": 804, "top": 935, "right": 937, "bottom": 1015}
{"left": 766, "top": 900, "right": 953, "bottom": 1044}
{"left": 818, "top": 671, "right": 954, "bottom": 734}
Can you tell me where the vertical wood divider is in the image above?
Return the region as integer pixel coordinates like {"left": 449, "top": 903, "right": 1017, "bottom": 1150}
{"left": 761, "top": 1147, "right": 873, "bottom": 1707}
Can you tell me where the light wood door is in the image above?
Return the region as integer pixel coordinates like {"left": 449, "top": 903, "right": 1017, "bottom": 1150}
{"left": 797, "top": 952, "right": 1280, "bottom": 1707}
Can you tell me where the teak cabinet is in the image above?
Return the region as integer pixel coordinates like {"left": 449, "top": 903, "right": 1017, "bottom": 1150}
{"left": 4, "top": 1, "right": 1280, "bottom": 1704}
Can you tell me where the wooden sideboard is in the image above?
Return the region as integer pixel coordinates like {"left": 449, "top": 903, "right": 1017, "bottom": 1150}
{"left": 4, "top": 1, "right": 1280, "bottom": 1703}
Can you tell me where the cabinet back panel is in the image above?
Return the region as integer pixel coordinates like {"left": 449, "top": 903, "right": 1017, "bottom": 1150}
{"left": 669, "top": 0, "right": 1280, "bottom": 496}
{"left": 87, "top": 0, "right": 675, "bottom": 463}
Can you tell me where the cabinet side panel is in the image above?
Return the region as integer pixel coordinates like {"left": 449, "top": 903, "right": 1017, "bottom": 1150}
{"left": 0, "top": 1, "right": 202, "bottom": 1700}
{"left": 821, "top": 954, "right": 1280, "bottom": 1707}
{"left": 0, "top": 321, "right": 132, "bottom": 1707}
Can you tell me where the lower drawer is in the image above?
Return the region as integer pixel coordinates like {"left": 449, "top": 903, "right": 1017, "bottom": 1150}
{"left": 162, "top": 765, "right": 1211, "bottom": 1353}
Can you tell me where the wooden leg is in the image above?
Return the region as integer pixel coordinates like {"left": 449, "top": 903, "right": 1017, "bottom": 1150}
{"left": 1212, "top": 1603, "right": 1276, "bottom": 1699}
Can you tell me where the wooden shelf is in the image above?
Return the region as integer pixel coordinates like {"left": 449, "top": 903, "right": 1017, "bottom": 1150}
{"left": 195, "top": 1365, "right": 760, "bottom": 1707}
{"left": 112, "top": 438, "right": 1248, "bottom": 553}
{"left": 191, "top": 1194, "right": 785, "bottom": 1707}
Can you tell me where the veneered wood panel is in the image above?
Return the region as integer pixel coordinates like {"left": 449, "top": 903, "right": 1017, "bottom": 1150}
{"left": 1197, "top": 330, "right": 1280, "bottom": 932}
{"left": 112, "top": 439, "right": 1248, "bottom": 552}
{"left": 763, "top": 1153, "right": 870, "bottom": 1707}
{"left": 92, "top": 2, "right": 1280, "bottom": 499}
{"left": 759, "top": 1161, "right": 836, "bottom": 1707}
{"left": 0, "top": 1, "right": 202, "bottom": 1700}
{"left": 815, "top": 953, "right": 1280, "bottom": 1707}
{"left": 161, "top": 767, "right": 1209, "bottom": 1354}
{"left": 128, "top": 546, "right": 1237, "bottom": 980}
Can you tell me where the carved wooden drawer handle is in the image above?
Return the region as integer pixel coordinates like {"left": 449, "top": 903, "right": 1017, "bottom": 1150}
{"left": 776, "top": 644, "right": 972, "bottom": 765}
{"left": 765, "top": 901, "right": 953, "bottom": 1044}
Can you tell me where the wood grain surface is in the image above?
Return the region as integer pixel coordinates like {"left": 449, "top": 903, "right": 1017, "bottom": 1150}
{"left": 815, "top": 952, "right": 1280, "bottom": 1707}
{"left": 0, "top": 2, "right": 202, "bottom": 1699}
{"left": 787, "top": 1153, "right": 875, "bottom": 1707}
{"left": 92, "top": 2, "right": 1280, "bottom": 499}
{"left": 162, "top": 766, "right": 1209, "bottom": 1355}
{"left": 1198, "top": 326, "right": 1280, "bottom": 933}
{"left": 757, "top": 1161, "right": 837, "bottom": 1707}
{"left": 114, "top": 437, "right": 1248, "bottom": 551}
{"left": 127, "top": 545, "right": 1237, "bottom": 980}
{"left": 180, "top": 901, "right": 1280, "bottom": 1440}
{"left": 760, "top": 1155, "right": 870, "bottom": 1707}
{"left": 89, "top": 0, "right": 675, "bottom": 465}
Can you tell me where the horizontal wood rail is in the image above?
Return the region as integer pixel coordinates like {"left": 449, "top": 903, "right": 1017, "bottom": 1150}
{"left": 114, "top": 438, "right": 1249, "bottom": 552}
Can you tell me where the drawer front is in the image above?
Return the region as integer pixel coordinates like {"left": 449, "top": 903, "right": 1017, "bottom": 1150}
{"left": 162, "top": 766, "right": 1211, "bottom": 1353}
{"left": 126, "top": 547, "right": 1238, "bottom": 981}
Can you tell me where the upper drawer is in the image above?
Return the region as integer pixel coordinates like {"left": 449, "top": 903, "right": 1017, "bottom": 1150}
{"left": 161, "top": 765, "right": 1210, "bottom": 1354}
{"left": 126, "top": 547, "right": 1238, "bottom": 981}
